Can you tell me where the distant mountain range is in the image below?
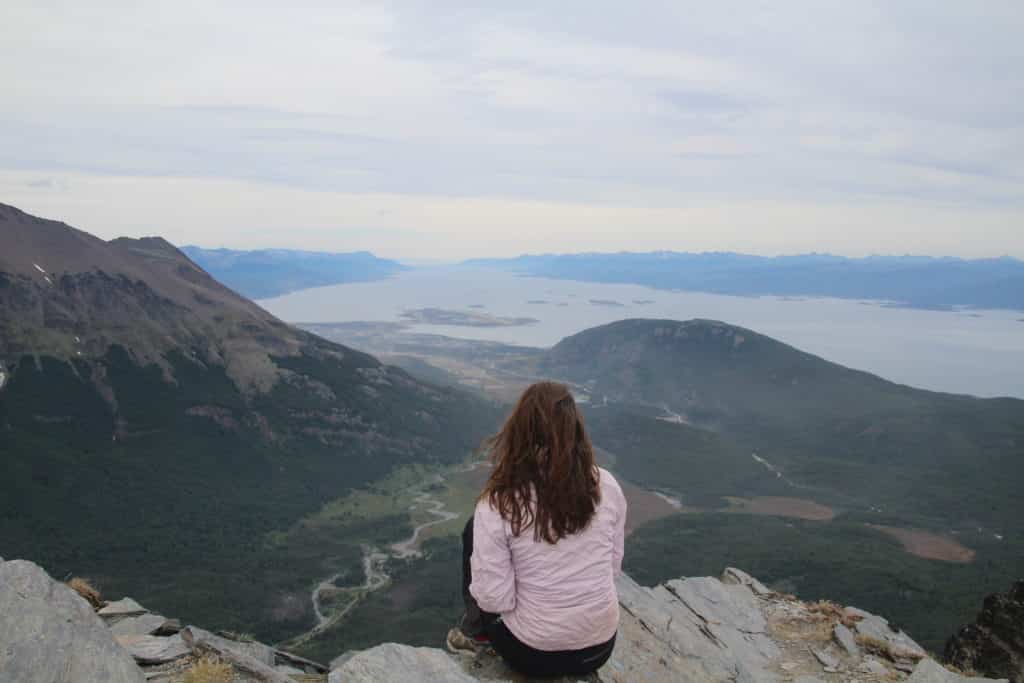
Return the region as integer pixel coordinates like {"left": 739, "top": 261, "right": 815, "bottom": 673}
{"left": 180, "top": 246, "right": 406, "bottom": 299}
{"left": 0, "top": 202, "right": 497, "bottom": 642}
{"left": 465, "top": 252, "right": 1024, "bottom": 311}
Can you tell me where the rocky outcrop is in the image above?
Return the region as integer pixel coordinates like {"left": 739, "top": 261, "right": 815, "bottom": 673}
{"left": 946, "top": 581, "right": 1024, "bottom": 683}
{"left": 0, "top": 557, "right": 329, "bottom": 683}
{"left": 331, "top": 569, "right": 1006, "bottom": 683}
{"left": 0, "top": 557, "right": 144, "bottom": 683}
{"left": 0, "top": 556, "right": 1008, "bottom": 683}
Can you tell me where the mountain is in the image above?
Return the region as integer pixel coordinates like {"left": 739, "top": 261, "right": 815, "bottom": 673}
{"left": 527, "top": 319, "right": 1024, "bottom": 650}
{"left": 466, "top": 252, "right": 1024, "bottom": 311}
{"left": 180, "top": 245, "right": 406, "bottom": 299}
{"left": 537, "top": 318, "right": 1024, "bottom": 529}
{"left": 0, "top": 202, "right": 499, "bottom": 643}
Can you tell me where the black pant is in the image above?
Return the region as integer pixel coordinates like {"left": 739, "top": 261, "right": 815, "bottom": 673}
{"left": 461, "top": 516, "right": 617, "bottom": 678}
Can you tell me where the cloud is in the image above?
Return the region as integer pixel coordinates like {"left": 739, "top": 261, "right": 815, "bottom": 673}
{"left": 2, "top": 170, "right": 1021, "bottom": 261}
{"left": 1, "top": 1, "right": 1022, "bottom": 256}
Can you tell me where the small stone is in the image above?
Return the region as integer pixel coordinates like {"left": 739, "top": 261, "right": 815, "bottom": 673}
{"left": 153, "top": 618, "right": 182, "bottom": 636}
{"left": 859, "top": 657, "right": 891, "bottom": 676}
{"left": 811, "top": 646, "right": 841, "bottom": 670}
{"left": 110, "top": 613, "right": 170, "bottom": 637}
{"left": 721, "top": 567, "right": 774, "bottom": 597}
{"left": 843, "top": 606, "right": 872, "bottom": 621}
{"left": 99, "top": 598, "right": 148, "bottom": 621}
{"left": 833, "top": 623, "right": 860, "bottom": 657}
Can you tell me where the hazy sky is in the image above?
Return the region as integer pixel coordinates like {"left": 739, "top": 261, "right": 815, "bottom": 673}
{"left": 2, "top": 1, "right": 1022, "bottom": 260}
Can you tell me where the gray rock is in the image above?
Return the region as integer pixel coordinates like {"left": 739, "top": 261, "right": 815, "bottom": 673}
{"left": 182, "top": 627, "right": 293, "bottom": 683}
{"left": 99, "top": 597, "right": 148, "bottom": 621}
{"left": 183, "top": 626, "right": 276, "bottom": 666}
{"left": 0, "top": 559, "right": 144, "bottom": 683}
{"left": 844, "top": 606, "right": 873, "bottom": 620}
{"left": 330, "top": 650, "right": 359, "bottom": 671}
{"left": 110, "top": 613, "right": 172, "bottom": 637}
{"left": 833, "top": 623, "right": 860, "bottom": 657}
{"left": 153, "top": 618, "right": 182, "bottom": 636}
{"left": 328, "top": 643, "right": 476, "bottom": 683}
{"left": 852, "top": 609, "right": 928, "bottom": 662}
{"left": 859, "top": 656, "right": 891, "bottom": 676}
{"left": 907, "top": 658, "right": 1009, "bottom": 682}
{"left": 722, "top": 566, "right": 774, "bottom": 597}
{"left": 810, "top": 645, "right": 840, "bottom": 670}
{"left": 608, "top": 573, "right": 779, "bottom": 682}
{"left": 275, "top": 648, "right": 328, "bottom": 674}
{"left": 115, "top": 634, "right": 190, "bottom": 665}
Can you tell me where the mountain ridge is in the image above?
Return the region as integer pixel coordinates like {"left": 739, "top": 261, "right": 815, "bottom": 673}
{"left": 180, "top": 245, "right": 406, "bottom": 300}
{"left": 0, "top": 202, "right": 500, "bottom": 644}
{"left": 465, "top": 251, "right": 1024, "bottom": 311}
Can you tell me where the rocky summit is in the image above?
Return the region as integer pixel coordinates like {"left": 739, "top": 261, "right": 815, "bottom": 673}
{"left": 946, "top": 581, "right": 1024, "bottom": 683}
{"left": 0, "top": 555, "right": 1008, "bottom": 683}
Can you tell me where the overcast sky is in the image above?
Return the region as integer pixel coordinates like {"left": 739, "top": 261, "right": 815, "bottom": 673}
{"left": 2, "top": 1, "right": 1022, "bottom": 260}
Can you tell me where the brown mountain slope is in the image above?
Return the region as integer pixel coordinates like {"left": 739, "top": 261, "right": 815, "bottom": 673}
{"left": 0, "top": 202, "right": 299, "bottom": 390}
{"left": 0, "top": 203, "right": 500, "bottom": 642}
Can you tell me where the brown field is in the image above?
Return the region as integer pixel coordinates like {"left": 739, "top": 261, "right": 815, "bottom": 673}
{"left": 867, "top": 524, "right": 975, "bottom": 564}
{"left": 725, "top": 496, "right": 836, "bottom": 521}
{"left": 619, "top": 479, "right": 687, "bottom": 535}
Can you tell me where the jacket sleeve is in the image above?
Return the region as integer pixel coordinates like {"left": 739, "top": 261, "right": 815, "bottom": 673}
{"left": 469, "top": 501, "right": 517, "bottom": 614}
{"left": 611, "top": 479, "right": 627, "bottom": 578}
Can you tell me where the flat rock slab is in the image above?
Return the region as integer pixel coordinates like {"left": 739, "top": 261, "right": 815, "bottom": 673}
{"left": 99, "top": 597, "right": 148, "bottom": 621}
{"left": 0, "top": 559, "right": 144, "bottom": 683}
{"left": 183, "top": 626, "right": 276, "bottom": 666}
{"left": 833, "top": 623, "right": 860, "bottom": 657}
{"left": 907, "top": 658, "right": 1009, "bottom": 683}
{"left": 329, "top": 644, "right": 476, "bottom": 683}
{"left": 115, "top": 634, "right": 190, "bottom": 665}
{"left": 853, "top": 610, "right": 928, "bottom": 662}
{"left": 110, "top": 613, "right": 171, "bottom": 637}
{"left": 608, "top": 573, "right": 779, "bottom": 682}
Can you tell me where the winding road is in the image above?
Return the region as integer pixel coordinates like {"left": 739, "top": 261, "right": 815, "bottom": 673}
{"left": 289, "top": 469, "right": 467, "bottom": 647}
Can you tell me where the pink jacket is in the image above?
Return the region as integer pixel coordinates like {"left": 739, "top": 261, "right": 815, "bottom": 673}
{"left": 469, "top": 467, "right": 627, "bottom": 651}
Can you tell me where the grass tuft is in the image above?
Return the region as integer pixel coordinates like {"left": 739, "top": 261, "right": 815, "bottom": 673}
{"left": 67, "top": 577, "right": 103, "bottom": 609}
{"left": 182, "top": 656, "right": 233, "bottom": 683}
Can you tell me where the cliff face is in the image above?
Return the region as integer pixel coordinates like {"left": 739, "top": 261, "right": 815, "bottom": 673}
{"left": 946, "top": 581, "right": 1024, "bottom": 683}
{"left": 0, "top": 555, "right": 1007, "bottom": 683}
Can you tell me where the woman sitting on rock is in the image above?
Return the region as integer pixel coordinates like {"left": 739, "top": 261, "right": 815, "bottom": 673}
{"left": 448, "top": 381, "right": 627, "bottom": 678}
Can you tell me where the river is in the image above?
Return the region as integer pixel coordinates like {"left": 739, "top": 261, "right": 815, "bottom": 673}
{"left": 292, "top": 469, "right": 466, "bottom": 646}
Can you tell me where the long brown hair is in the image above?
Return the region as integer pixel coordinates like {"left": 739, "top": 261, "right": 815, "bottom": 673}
{"left": 479, "top": 381, "right": 600, "bottom": 543}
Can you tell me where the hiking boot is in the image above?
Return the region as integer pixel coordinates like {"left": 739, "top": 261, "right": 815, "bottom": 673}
{"left": 446, "top": 627, "right": 487, "bottom": 655}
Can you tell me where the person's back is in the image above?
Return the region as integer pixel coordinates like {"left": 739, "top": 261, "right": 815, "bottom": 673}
{"left": 449, "top": 381, "right": 628, "bottom": 678}
{"left": 472, "top": 467, "right": 625, "bottom": 651}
